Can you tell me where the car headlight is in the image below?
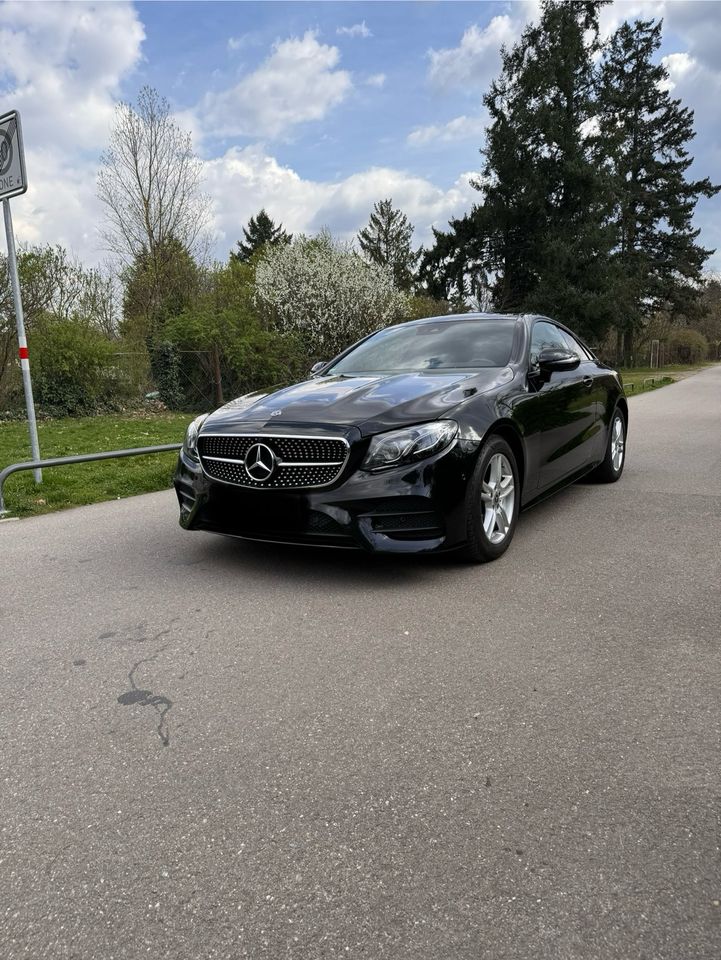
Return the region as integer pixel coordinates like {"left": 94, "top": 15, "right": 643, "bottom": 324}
{"left": 182, "top": 414, "right": 208, "bottom": 462}
{"left": 361, "top": 420, "right": 458, "bottom": 472}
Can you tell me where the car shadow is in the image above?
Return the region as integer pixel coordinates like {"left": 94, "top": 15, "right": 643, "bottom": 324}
{"left": 180, "top": 481, "right": 593, "bottom": 589}
{"left": 519, "top": 479, "right": 595, "bottom": 524}
{"left": 197, "top": 531, "right": 461, "bottom": 588}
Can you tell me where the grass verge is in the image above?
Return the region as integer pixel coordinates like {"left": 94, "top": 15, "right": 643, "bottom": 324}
{"left": 0, "top": 411, "right": 194, "bottom": 518}
{"left": 619, "top": 364, "right": 708, "bottom": 396}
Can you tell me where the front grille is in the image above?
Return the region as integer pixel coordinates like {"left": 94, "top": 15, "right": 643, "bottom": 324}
{"left": 198, "top": 434, "right": 349, "bottom": 490}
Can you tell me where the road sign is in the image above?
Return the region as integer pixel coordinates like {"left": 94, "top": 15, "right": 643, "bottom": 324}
{"left": 0, "top": 110, "right": 28, "bottom": 201}
{"left": 1, "top": 108, "right": 39, "bottom": 481}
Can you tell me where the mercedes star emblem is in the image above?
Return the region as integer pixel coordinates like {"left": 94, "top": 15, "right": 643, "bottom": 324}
{"left": 244, "top": 442, "right": 276, "bottom": 481}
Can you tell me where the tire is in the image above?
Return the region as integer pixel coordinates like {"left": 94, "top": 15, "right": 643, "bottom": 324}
{"left": 461, "top": 435, "right": 520, "bottom": 563}
{"left": 590, "top": 408, "right": 626, "bottom": 483}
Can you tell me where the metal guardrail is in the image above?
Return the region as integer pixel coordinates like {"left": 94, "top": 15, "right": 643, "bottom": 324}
{"left": 0, "top": 443, "right": 182, "bottom": 516}
{"left": 623, "top": 375, "right": 674, "bottom": 395}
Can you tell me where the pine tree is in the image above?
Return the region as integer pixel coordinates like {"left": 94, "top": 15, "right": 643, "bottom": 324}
{"left": 473, "top": 0, "right": 620, "bottom": 340}
{"left": 231, "top": 209, "right": 291, "bottom": 262}
{"left": 417, "top": 211, "right": 491, "bottom": 311}
{"left": 357, "top": 199, "right": 418, "bottom": 291}
{"left": 597, "top": 18, "right": 720, "bottom": 363}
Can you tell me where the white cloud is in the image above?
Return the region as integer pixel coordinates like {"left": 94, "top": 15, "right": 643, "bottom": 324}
{"left": 0, "top": 0, "right": 144, "bottom": 153}
{"left": 408, "top": 114, "right": 487, "bottom": 146}
{"left": 226, "top": 32, "right": 261, "bottom": 53}
{"left": 311, "top": 167, "right": 478, "bottom": 242}
{"left": 200, "top": 31, "right": 351, "bottom": 139}
{"left": 12, "top": 150, "right": 104, "bottom": 256}
{"left": 660, "top": 51, "right": 696, "bottom": 91}
{"left": 0, "top": 1, "right": 144, "bottom": 264}
{"left": 203, "top": 145, "right": 477, "bottom": 251}
{"left": 365, "top": 73, "right": 386, "bottom": 88}
{"left": 337, "top": 21, "right": 372, "bottom": 39}
{"left": 428, "top": 16, "right": 517, "bottom": 91}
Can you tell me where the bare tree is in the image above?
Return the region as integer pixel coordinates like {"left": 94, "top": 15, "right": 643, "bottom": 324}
{"left": 78, "top": 263, "right": 122, "bottom": 338}
{"left": 1, "top": 244, "right": 88, "bottom": 328}
{"left": 97, "top": 86, "right": 209, "bottom": 264}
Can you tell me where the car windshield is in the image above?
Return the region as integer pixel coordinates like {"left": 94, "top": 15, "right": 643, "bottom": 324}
{"left": 326, "top": 319, "right": 516, "bottom": 375}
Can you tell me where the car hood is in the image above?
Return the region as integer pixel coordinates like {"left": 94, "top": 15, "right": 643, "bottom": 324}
{"left": 202, "top": 369, "right": 511, "bottom": 437}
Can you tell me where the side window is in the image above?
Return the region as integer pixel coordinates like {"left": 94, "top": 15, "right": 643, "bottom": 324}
{"left": 558, "top": 328, "right": 593, "bottom": 361}
{"left": 529, "top": 321, "right": 568, "bottom": 366}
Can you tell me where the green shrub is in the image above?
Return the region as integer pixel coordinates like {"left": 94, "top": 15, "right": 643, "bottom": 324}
{"left": 161, "top": 258, "right": 310, "bottom": 409}
{"left": 28, "top": 317, "right": 121, "bottom": 415}
{"left": 404, "top": 294, "right": 454, "bottom": 321}
{"left": 666, "top": 328, "right": 708, "bottom": 364}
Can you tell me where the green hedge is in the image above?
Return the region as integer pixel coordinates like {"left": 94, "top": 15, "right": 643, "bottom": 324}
{"left": 666, "top": 328, "right": 708, "bottom": 365}
{"left": 28, "top": 318, "right": 128, "bottom": 416}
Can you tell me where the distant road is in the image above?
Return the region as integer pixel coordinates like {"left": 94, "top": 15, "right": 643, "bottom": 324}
{"left": 1, "top": 365, "right": 720, "bottom": 960}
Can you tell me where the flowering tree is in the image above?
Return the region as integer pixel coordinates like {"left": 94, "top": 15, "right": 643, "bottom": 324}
{"left": 254, "top": 231, "right": 409, "bottom": 359}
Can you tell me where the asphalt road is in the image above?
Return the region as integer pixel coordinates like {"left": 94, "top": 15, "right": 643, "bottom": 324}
{"left": 1, "top": 366, "right": 720, "bottom": 960}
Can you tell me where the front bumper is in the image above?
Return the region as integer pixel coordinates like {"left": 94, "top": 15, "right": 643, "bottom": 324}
{"left": 174, "top": 438, "right": 480, "bottom": 554}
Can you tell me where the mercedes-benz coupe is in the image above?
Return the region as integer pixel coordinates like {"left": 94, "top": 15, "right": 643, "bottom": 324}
{"left": 174, "top": 313, "right": 627, "bottom": 562}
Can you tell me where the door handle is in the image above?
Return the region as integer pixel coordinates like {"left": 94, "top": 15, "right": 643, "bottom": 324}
{"left": 582, "top": 376, "right": 593, "bottom": 388}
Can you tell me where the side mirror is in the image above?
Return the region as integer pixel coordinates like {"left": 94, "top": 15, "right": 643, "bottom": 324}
{"left": 310, "top": 361, "right": 328, "bottom": 377}
{"left": 537, "top": 349, "right": 580, "bottom": 375}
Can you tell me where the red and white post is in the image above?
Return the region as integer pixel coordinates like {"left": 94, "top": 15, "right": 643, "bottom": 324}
{"left": 3, "top": 198, "right": 41, "bottom": 482}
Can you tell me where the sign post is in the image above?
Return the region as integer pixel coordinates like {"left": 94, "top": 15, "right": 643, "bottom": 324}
{"left": 1, "top": 109, "right": 40, "bottom": 482}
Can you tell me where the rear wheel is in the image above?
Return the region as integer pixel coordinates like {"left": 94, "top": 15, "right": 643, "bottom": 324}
{"left": 461, "top": 436, "right": 520, "bottom": 563}
{"left": 590, "top": 409, "right": 626, "bottom": 483}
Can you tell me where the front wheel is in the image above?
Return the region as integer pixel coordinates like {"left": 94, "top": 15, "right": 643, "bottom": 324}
{"left": 590, "top": 409, "right": 626, "bottom": 483}
{"left": 461, "top": 436, "right": 520, "bottom": 563}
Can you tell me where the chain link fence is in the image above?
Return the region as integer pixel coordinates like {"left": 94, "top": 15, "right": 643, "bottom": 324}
{"left": 0, "top": 346, "right": 224, "bottom": 417}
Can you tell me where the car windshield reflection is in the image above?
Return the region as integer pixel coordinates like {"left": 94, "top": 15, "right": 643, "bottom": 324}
{"left": 326, "top": 319, "right": 516, "bottom": 376}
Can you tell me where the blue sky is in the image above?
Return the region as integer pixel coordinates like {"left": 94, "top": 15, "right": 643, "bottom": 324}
{"left": 134, "top": 1, "right": 503, "bottom": 180}
{"left": 1, "top": 1, "right": 720, "bottom": 269}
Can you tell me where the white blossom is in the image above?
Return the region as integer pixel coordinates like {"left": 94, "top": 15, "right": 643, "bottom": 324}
{"left": 255, "top": 230, "right": 409, "bottom": 358}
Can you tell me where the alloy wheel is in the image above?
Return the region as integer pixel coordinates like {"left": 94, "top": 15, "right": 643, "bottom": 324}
{"left": 611, "top": 416, "right": 625, "bottom": 472}
{"left": 481, "top": 453, "right": 515, "bottom": 544}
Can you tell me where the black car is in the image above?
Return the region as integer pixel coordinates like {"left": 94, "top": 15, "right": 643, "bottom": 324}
{"left": 174, "top": 313, "right": 627, "bottom": 562}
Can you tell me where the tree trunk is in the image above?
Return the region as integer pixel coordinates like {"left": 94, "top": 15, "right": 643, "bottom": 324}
{"left": 623, "top": 328, "right": 634, "bottom": 368}
{"left": 211, "top": 343, "right": 224, "bottom": 407}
